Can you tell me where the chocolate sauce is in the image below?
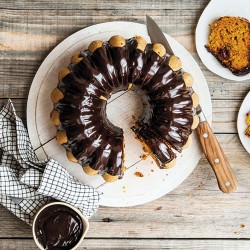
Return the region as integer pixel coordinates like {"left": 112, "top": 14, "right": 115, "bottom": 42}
{"left": 34, "top": 204, "right": 83, "bottom": 250}
{"left": 54, "top": 37, "right": 194, "bottom": 172}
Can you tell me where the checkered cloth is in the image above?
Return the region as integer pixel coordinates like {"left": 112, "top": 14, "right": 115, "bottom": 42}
{"left": 0, "top": 99, "right": 102, "bottom": 225}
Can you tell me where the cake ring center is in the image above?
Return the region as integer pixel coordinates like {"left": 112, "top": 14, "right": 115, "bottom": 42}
{"left": 106, "top": 90, "right": 145, "bottom": 132}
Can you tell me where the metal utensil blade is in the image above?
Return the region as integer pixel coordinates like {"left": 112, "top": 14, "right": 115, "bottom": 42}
{"left": 146, "top": 15, "right": 174, "bottom": 55}
{"left": 196, "top": 104, "right": 206, "bottom": 122}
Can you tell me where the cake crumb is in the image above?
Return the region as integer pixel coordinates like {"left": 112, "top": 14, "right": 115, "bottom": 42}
{"left": 134, "top": 171, "right": 144, "bottom": 177}
{"left": 155, "top": 206, "right": 162, "bottom": 211}
{"left": 151, "top": 161, "right": 154, "bottom": 164}
{"left": 240, "top": 224, "right": 245, "bottom": 228}
{"left": 99, "top": 95, "right": 107, "bottom": 101}
{"left": 151, "top": 169, "right": 154, "bottom": 172}
{"left": 234, "top": 231, "right": 239, "bottom": 235}
{"left": 122, "top": 166, "right": 127, "bottom": 171}
{"left": 122, "top": 186, "right": 126, "bottom": 192}
{"left": 197, "top": 182, "right": 204, "bottom": 188}
{"left": 102, "top": 217, "right": 112, "bottom": 222}
{"left": 141, "top": 154, "right": 147, "bottom": 160}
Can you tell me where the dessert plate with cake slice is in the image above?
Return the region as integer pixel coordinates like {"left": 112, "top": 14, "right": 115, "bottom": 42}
{"left": 27, "top": 21, "right": 212, "bottom": 207}
{"left": 237, "top": 91, "right": 250, "bottom": 154}
{"left": 196, "top": 0, "right": 250, "bottom": 81}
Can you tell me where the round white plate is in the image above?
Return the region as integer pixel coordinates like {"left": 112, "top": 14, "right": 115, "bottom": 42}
{"left": 237, "top": 91, "right": 250, "bottom": 154}
{"left": 27, "top": 21, "right": 212, "bottom": 207}
{"left": 196, "top": 0, "right": 250, "bottom": 81}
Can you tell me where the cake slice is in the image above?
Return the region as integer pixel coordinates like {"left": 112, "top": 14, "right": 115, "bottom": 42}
{"left": 206, "top": 16, "right": 250, "bottom": 76}
{"left": 133, "top": 125, "right": 176, "bottom": 169}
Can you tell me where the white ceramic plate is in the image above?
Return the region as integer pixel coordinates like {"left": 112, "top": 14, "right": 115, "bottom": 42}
{"left": 27, "top": 21, "right": 212, "bottom": 207}
{"left": 237, "top": 92, "right": 250, "bottom": 154}
{"left": 196, "top": 0, "right": 250, "bottom": 81}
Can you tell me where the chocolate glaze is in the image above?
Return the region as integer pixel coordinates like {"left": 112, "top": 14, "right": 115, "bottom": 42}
{"left": 35, "top": 204, "right": 83, "bottom": 250}
{"left": 54, "top": 37, "right": 194, "bottom": 174}
{"left": 146, "top": 73, "right": 193, "bottom": 152}
{"left": 133, "top": 125, "right": 176, "bottom": 166}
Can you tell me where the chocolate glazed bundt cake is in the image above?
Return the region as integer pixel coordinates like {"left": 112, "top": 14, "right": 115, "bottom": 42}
{"left": 50, "top": 35, "right": 199, "bottom": 182}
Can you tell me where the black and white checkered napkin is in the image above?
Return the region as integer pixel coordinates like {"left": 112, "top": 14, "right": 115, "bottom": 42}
{"left": 0, "top": 99, "right": 102, "bottom": 225}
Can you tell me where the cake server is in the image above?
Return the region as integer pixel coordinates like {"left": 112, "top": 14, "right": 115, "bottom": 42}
{"left": 146, "top": 15, "right": 238, "bottom": 193}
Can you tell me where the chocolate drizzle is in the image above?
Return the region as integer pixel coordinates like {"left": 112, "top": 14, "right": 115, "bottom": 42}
{"left": 54, "top": 37, "right": 193, "bottom": 176}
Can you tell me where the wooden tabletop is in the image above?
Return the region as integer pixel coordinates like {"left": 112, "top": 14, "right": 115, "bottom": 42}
{"left": 1, "top": 0, "right": 250, "bottom": 249}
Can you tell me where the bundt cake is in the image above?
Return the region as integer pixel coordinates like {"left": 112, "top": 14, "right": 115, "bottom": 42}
{"left": 50, "top": 35, "right": 199, "bottom": 182}
{"left": 205, "top": 16, "right": 250, "bottom": 76}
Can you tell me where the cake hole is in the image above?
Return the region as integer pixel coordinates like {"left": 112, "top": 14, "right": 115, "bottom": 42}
{"left": 214, "top": 158, "right": 220, "bottom": 164}
{"left": 106, "top": 90, "right": 147, "bottom": 166}
{"left": 225, "top": 181, "right": 231, "bottom": 187}
{"left": 203, "top": 133, "right": 208, "bottom": 138}
{"left": 106, "top": 90, "right": 144, "bottom": 131}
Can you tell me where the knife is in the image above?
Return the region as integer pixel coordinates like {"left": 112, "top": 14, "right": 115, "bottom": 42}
{"left": 146, "top": 15, "right": 238, "bottom": 193}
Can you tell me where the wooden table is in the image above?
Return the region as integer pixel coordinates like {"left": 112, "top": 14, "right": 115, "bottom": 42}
{"left": 1, "top": 0, "right": 250, "bottom": 249}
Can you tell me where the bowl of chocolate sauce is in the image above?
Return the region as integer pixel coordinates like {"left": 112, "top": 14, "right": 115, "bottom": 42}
{"left": 32, "top": 202, "right": 89, "bottom": 250}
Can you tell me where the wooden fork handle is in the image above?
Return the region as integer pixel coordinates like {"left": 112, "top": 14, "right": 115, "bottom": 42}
{"left": 196, "top": 121, "right": 238, "bottom": 193}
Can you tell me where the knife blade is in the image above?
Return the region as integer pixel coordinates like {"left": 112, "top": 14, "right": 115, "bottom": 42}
{"left": 146, "top": 15, "right": 174, "bottom": 55}
{"left": 146, "top": 15, "right": 238, "bottom": 193}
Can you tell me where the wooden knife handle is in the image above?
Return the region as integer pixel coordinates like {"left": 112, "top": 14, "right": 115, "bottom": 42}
{"left": 196, "top": 121, "right": 238, "bottom": 193}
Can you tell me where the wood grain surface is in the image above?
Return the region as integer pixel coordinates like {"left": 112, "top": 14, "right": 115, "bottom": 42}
{"left": 1, "top": 0, "right": 250, "bottom": 248}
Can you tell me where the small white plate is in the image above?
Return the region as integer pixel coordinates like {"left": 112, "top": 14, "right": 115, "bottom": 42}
{"left": 196, "top": 0, "right": 250, "bottom": 81}
{"left": 237, "top": 92, "right": 250, "bottom": 154}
